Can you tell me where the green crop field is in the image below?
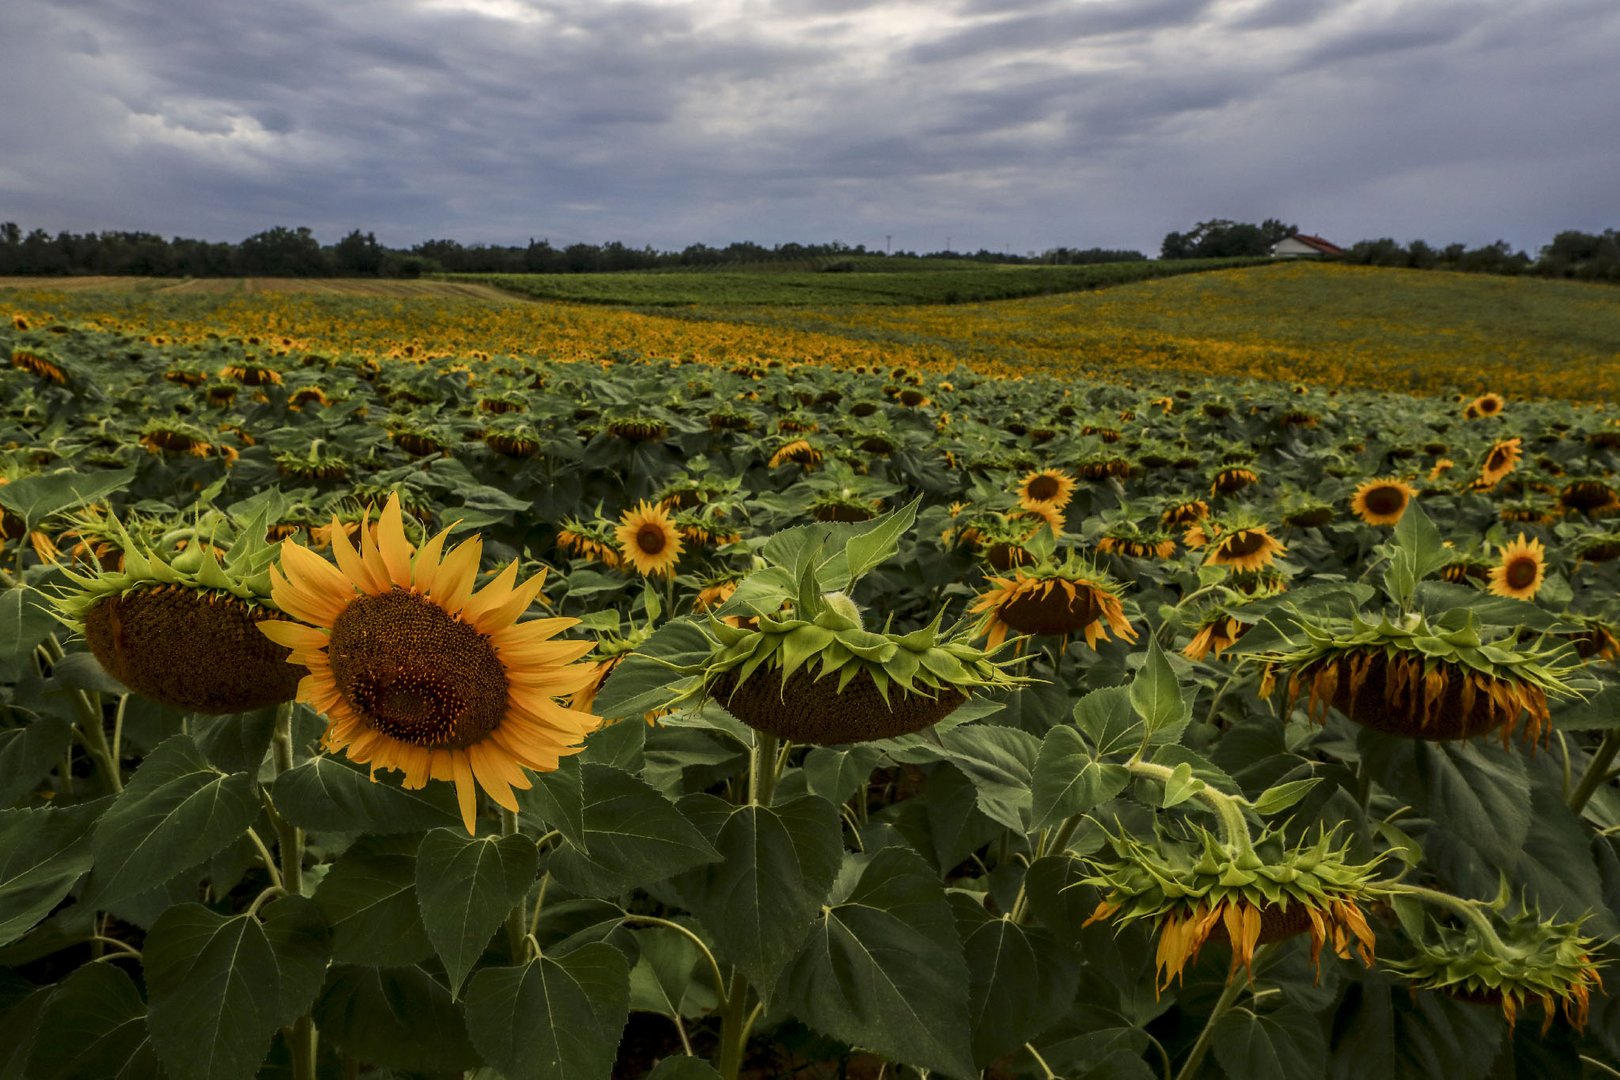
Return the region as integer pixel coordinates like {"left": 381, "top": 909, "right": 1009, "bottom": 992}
{"left": 444, "top": 256, "right": 1268, "bottom": 306}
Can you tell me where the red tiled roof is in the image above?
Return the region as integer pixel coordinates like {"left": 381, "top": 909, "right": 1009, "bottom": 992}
{"left": 1289, "top": 234, "right": 1344, "bottom": 255}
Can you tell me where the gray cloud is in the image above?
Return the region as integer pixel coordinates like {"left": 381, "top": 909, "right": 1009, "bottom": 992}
{"left": 2, "top": 0, "right": 1616, "bottom": 256}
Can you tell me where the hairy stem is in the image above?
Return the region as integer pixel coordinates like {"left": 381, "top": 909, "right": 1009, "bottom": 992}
{"left": 1374, "top": 882, "right": 1510, "bottom": 955}
{"left": 1174, "top": 945, "right": 1271, "bottom": 1080}
{"left": 1126, "top": 759, "right": 1257, "bottom": 861}
{"left": 267, "top": 701, "right": 316, "bottom": 1080}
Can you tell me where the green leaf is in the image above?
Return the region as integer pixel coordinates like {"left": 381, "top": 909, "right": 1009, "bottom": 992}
{"left": 314, "top": 964, "right": 481, "bottom": 1073}
{"left": 962, "top": 916, "right": 1080, "bottom": 1067}
{"left": 592, "top": 622, "right": 714, "bottom": 721}
{"left": 673, "top": 793, "right": 844, "bottom": 992}
{"left": 1128, "top": 638, "right": 1190, "bottom": 746}
{"left": 259, "top": 895, "right": 332, "bottom": 1029}
{"left": 1157, "top": 761, "right": 1203, "bottom": 809}
{"left": 780, "top": 846, "right": 975, "bottom": 1077}
{"left": 0, "top": 467, "right": 136, "bottom": 530}
{"left": 1030, "top": 725, "right": 1130, "bottom": 830}
{"left": 85, "top": 734, "right": 259, "bottom": 906}
{"left": 190, "top": 706, "right": 279, "bottom": 776}
{"left": 1360, "top": 732, "right": 1531, "bottom": 872}
{"left": 644, "top": 1058, "right": 724, "bottom": 1080}
{"left": 415, "top": 827, "right": 538, "bottom": 996}
{"left": 1251, "top": 778, "right": 1323, "bottom": 816}
{"left": 1512, "top": 763, "right": 1611, "bottom": 932}
{"left": 544, "top": 764, "right": 721, "bottom": 896}
{"left": 840, "top": 495, "right": 921, "bottom": 582}
{"left": 0, "top": 712, "right": 73, "bottom": 807}
{"left": 268, "top": 753, "right": 462, "bottom": 834}
{"left": 1075, "top": 685, "right": 1140, "bottom": 757}
{"left": 25, "top": 962, "right": 161, "bottom": 1080}
{"left": 142, "top": 904, "right": 283, "bottom": 1080}
{"left": 627, "top": 925, "right": 703, "bottom": 1017}
{"left": 1211, "top": 1003, "right": 1327, "bottom": 1080}
{"left": 463, "top": 943, "right": 631, "bottom": 1080}
{"left": 0, "top": 587, "right": 56, "bottom": 667}
{"left": 311, "top": 833, "right": 434, "bottom": 966}
{"left": 0, "top": 802, "right": 100, "bottom": 948}
{"left": 802, "top": 745, "right": 885, "bottom": 804}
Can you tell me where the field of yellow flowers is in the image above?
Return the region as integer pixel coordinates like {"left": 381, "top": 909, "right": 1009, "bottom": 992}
{"left": 2, "top": 261, "right": 1615, "bottom": 399}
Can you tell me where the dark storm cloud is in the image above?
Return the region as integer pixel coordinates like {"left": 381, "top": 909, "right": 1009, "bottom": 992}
{"left": 2, "top": 0, "right": 1616, "bottom": 255}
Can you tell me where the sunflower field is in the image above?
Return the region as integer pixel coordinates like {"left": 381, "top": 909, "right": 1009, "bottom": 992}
{"left": 0, "top": 298, "right": 1618, "bottom": 1080}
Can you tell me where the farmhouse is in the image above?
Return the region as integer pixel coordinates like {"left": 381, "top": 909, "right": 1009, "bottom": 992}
{"left": 1270, "top": 233, "right": 1344, "bottom": 258}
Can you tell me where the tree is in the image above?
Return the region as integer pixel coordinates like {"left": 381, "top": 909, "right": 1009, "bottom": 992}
{"left": 1160, "top": 218, "right": 1296, "bottom": 259}
{"left": 330, "top": 230, "right": 384, "bottom": 276}
{"left": 236, "top": 226, "right": 327, "bottom": 276}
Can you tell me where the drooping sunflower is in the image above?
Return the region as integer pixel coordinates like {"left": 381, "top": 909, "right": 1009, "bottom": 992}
{"left": 556, "top": 515, "right": 621, "bottom": 568}
{"left": 1204, "top": 524, "right": 1286, "bottom": 573}
{"left": 260, "top": 495, "right": 601, "bottom": 835}
{"left": 1082, "top": 826, "right": 1378, "bottom": 994}
{"left": 1350, "top": 477, "right": 1417, "bottom": 527}
{"left": 1384, "top": 909, "right": 1604, "bottom": 1033}
{"left": 615, "top": 500, "right": 684, "bottom": 578}
{"left": 1016, "top": 468, "right": 1077, "bottom": 512}
{"left": 768, "top": 438, "right": 822, "bottom": 471}
{"left": 1161, "top": 499, "right": 1210, "bottom": 529}
{"left": 969, "top": 556, "right": 1136, "bottom": 651}
{"left": 1487, "top": 533, "right": 1546, "bottom": 600}
{"left": 1476, "top": 437, "right": 1523, "bottom": 489}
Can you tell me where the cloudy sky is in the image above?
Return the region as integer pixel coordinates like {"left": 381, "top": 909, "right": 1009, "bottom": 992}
{"left": 4, "top": 0, "right": 1616, "bottom": 256}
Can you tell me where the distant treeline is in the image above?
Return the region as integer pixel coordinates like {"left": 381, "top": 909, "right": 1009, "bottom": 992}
{"left": 1161, "top": 218, "right": 1620, "bottom": 282}
{"left": 0, "top": 222, "right": 1146, "bottom": 278}
{"left": 3, "top": 219, "right": 1614, "bottom": 282}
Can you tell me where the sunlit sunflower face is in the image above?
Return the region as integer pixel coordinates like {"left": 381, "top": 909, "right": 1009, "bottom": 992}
{"left": 1350, "top": 478, "right": 1416, "bottom": 526}
{"left": 1017, "top": 468, "right": 1076, "bottom": 511}
{"left": 1466, "top": 392, "right": 1505, "bottom": 419}
{"left": 261, "top": 494, "right": 600, "bottom": 834}
{"left": 1478, "top": 437, "right": 1523, "bottom": 487}
{"left": 615, "top": 501, "right": 683, "bottom": 578}
{"left": 1488, "top": 533, "right": 1546, "bottom": 600}
{"left": 1206, "top": 527, "right": 1285, "bottom": 573}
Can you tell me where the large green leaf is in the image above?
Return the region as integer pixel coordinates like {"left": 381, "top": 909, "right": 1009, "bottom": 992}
{"left": 25, "top": 962, "right": 160, "bottom": 1080}
{"left": 259, "top": 895, "right": 333, "bottom": 1029}
{"left": 591, "top": 622, "right": 714, "bottom": 721}
{"left": 463, "top": 943, "right": 631, "bottom": 1080}
{"left": 1359, "top": 731, "right": 1531, "bottom": 872}
{"left": 1211, "top": 1003, "right": 1327, "bottom": 1080}
{"left": 1127, "top": 638, "right": 1190, "bottom": 745}
{"left": 626, "top": 925, "right": 705, "bottom": 1018}
{"left": 85, "top": 734, "right": 259, "bottom": 906}
{"left": 415, "top": 827, "right": 538, "bottom": 996}
{"left": 779, "top": 846, "right": 975, "bottom": 1077}
{"left": 1075, "top": 685, "right": 1142, "bottom": 757}
{"left": 311, "top": 833, "right": 434, "bottom": 966}
{"left": 1030, "top": 724, "right": 1129, "bottom": 830}
{"left": 673, "top": 793, "right": 843, "bottom": 992}
{"left": 0, "top": 467, "right": 136, "bottom": 530}
{"left": 269, "top": 753, "right": 462, "bottom": 834}
{"left": 314, "top": 964, "right": 480, "bottom": 1073}
{"left": 890, "top": 723, "right": 1040, "bottom": 832}
{"left": 543, "top": 764, "right": 721, "bottom": 896}
{"left": 0, "top": 712, "right": 73, "bottom": 808}
{"left": 0, "top": 587, "right": 56, "bottom": 668}
{"left": 0, "top": 801, "right": 99, "bottom": 948}
{"left": 142, "top": 904, "right": 283, "bottom": 1080}
{"left": 960, "top": 910, "right": 1081, "bottom": 1067}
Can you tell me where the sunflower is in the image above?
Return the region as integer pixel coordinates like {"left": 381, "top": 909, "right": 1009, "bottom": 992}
{"left": 1016, "top": 468, "right": 1077, "bottom": 512}
{"left": 1476, "top": 437, "right": 1523, "bottom": 489}
{"left": 1464, "top": 392, "right": 1505, "bottom": 419}
{"left": 556, "top": 516, "right": 621, "bottom": 568}
{"left": 768, "top": 439, "right": 822, "bottom": 470}
{"left": 1205, "top": 525, "right": 1286, "bottom": 573}
{"left": 261, "top": 495, "right": 600, "bottom": 835}
{"left": 1183, "top": 613, "right": 1246, "bottom": 661}
{"left": 969, "top": 558, "right": 1136, "bottom": 651}
{"left": 1161, "top": 499, "right": 1210, "bottom": 529}
{"left": 615, "top": 500, "right": 684, "bottom": 578}
{"left": 1487, "top": 533, "right": 1546, "bottom": 600}
{"left": 1350, "top": 477, "right": 1417, "bottom": 526}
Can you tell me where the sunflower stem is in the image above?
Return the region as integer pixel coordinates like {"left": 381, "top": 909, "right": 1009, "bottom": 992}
{"left": 1173, "top": 945, "right": 1270, "bottom": 1080}
{"left": 1126, "top": 760, "right": 1257, "bottom": 862}
{"left": 267, "top": 701, "right": 316, "bottom": 1080}
{"left": 1374, "top": 883, "right": 1511, "bottom": 955}
{"left": 717, "top": 967, "right": 751, "bottom": 1080}
{"left": 1569, "top": 730, "right": 1620, "bottom": 815}
{"left": 749, "top": 731, "right": 779, "bottom": 807}
{"left": 500, "top": 806, "right": 530, "bottom": 960}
